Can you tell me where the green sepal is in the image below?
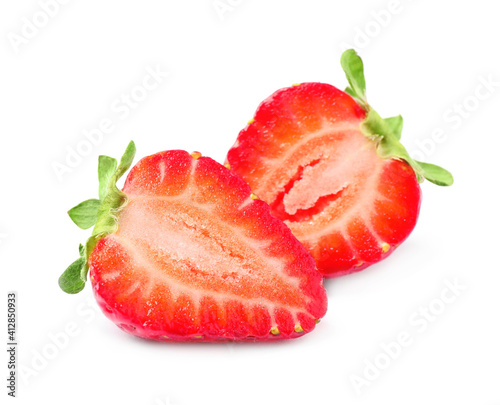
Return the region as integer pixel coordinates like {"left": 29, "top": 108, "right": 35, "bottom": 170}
{"left": 92, "top": 141, "right": 136, "bottom": 236}
{"left": 415, "top": 161, "right": 454, "bottom": 186}
{"left": 59, "top": 141, "right": 137, "bottom": 294}
{"left": 383, "top": 115, "right": 403, "bottom": 140}
{"left": 362, "top": 109, "right": 421, "bottom": 183}
{"left": 341, "top": 49, "right": 367, "bottom": 109}
{"left": 68, "top": 199, "right": 101, "bottom": 230}
{"left": 58, "top": 245, "right": 86, "bottom": 294}
{"left": 114, "top": 141, "right": 136, "bottom": 180}
{"left": 341, "top": 49, "right": 453, "bottom": 186}
{"left": 344, "top": 86, "right": 357, "bottom": 99}
{"left": 362, "top": 108, "right": 453, "bottom": 186}
{"left": 80, "top": 235, "right": 98, "bottom": 284}
{"left": 98, "top": 156, "right": 118, "bottom": 200}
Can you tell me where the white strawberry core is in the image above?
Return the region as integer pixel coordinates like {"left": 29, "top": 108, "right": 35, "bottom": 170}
{"left": 257, "top": 124, "right": 380, "bottom": 224}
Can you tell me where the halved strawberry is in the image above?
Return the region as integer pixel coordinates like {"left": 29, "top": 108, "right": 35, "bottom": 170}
{"left": 226, "top": 50, "right": 453, "bottom": 277}
{"left": 59, "top": 143, "right": 327, "bottom": 341}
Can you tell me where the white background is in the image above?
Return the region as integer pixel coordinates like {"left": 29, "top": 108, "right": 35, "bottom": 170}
{"left": 1, "top": 0, "right": 499, "bottom": 404}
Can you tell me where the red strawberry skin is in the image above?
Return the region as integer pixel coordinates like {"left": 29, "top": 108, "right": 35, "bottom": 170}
{"left": 226, "top": 83, "right": 422, "bottom": 277}
{"left": 89, "top": 150, "right": 327, "bottom": 341}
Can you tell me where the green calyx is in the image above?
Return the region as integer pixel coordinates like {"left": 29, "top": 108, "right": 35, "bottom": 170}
{"left": 340, "top": 49, "right": 453, "bottom": 186}
{"left": 59, "top": 141, "right": 136, "bottom": 294}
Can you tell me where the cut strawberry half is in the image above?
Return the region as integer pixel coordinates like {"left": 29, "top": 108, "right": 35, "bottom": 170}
{"left": 226, "top": 50, "right": 453, "bottom": 277}
{"left": 59, "top": 143, "right": 327, "bottom": 341}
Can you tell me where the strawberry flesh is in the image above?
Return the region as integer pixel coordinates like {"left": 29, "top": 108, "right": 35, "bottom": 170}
{"left": 227, "top": 83, "right": 421, "bottom": 277}
{"left": 89, "top": 150, "right": 327, "bottom": 341}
